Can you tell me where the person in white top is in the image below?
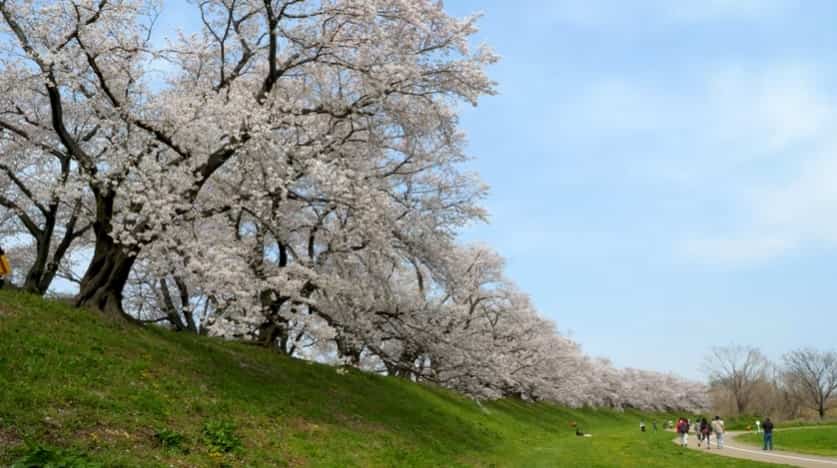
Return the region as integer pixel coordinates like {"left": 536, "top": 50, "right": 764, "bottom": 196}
{"left": 711, "top": 416, "right": 725, "bottom": 449}
{"left": 755, "top": 419, "right": 761, "bottom": 433}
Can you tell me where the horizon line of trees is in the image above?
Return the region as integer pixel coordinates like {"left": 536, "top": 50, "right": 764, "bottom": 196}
{"left": 0, "top": 0, "right": 706, "bottom": 412}
{"left": 703, "top": 345, "right": 837, "bottom": 420}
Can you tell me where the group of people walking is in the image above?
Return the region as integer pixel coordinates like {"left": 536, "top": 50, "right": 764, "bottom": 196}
{"left": 673, "top": 415, "right": 777, "bottom": 451}
{"left": 675, "top": 416, "right": 726, "bottom": 449}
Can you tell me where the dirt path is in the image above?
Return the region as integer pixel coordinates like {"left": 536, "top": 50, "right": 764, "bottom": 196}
{"left": 672, "top": 430, "right": 837, "bottom": 468}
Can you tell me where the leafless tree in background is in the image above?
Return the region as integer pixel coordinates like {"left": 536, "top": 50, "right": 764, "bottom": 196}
{"left": 783, "top": 349, "right": 837, "bottom": 419}
{"left": 703, "top": 345, "right": 769, "bottom": 415}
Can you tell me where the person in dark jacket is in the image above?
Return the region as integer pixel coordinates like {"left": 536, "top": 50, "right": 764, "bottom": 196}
{"left": 699, "top": 418, "right": 712, "bottom": 450}
{"left": 763, "top": 418, "right": 775, "bottom": 450}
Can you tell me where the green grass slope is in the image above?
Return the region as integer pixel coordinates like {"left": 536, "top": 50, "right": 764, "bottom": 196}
{"left": 737, "top": 426, "right": 837, "bottom": 457}
{"left": 0, "top": 291, "right": 780, "bottom": 467}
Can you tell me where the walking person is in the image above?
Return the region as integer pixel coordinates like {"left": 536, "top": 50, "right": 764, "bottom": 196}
{"left": 711, "top": 416, "right": 725, "bottom": 449}
{"left": 0, "top": 247, "right": 10, "bottom": 289}
{"left": 695, "top": 417, "right": 704, "bottom": 448}
{"left": 693, "top": 417, "right": 704, "bottom": 448}
{"left": 763, "top": 418, "right": 774, "bottom": 451}
{"left": 676, "top": 418, "right": 690, "bottom": 447}
{"left": 695, "top": 418, "right": 703, "bottom": 447}
{"left": 652, "top": 420, "right": 658, "bottom": 432}
{"left": 755, "top": 419, "right": 761, "bottom": 434}
{"left": 700, "top": 417, "right": 711, "bottom": 450}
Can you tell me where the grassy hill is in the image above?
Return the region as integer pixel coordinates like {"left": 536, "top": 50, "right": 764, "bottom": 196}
{"left": 0, "top": 290, "right": 779, "bottom": 467}
{"left": 737, "top": 426, "right": 837, "bottom": 457}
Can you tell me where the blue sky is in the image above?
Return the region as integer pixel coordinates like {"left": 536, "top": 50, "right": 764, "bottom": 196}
{"left": 152, "top": 1, "right": 837, "bottom": 380}
{"left": 441, "top": 0, "right": 837, "bottom": 379}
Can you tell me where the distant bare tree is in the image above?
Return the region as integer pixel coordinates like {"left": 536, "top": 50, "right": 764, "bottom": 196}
{"left": 703, "top": 345, "right": 769, "bottom": 415}
{"left": 771, "top": 366, "right": 804, "bottom": 420}
{"left": 783, "top": 349, "right": 837, "bottom": 419}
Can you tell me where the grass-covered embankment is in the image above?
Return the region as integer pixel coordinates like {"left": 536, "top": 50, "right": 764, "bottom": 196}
{"left": 0, "top": 291, "right": 780, "bottom": 466}
{"left": 737, "top": 426, "right": 837, "bottom": 457}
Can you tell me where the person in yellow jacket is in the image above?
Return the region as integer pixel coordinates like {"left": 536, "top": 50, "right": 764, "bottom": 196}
{"left": 0, "top": 247, "right": 11, "bottom": 288}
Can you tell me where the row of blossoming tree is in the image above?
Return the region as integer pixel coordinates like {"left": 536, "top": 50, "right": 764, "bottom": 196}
{"left": 0, "top": 0, "right": 707, "bottom": 411}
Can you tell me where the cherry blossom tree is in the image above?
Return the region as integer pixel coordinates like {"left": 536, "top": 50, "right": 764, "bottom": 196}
{"left": 0, "top": 87, "right": 93, "bottom": 294}
{"left": 0, "top": 1, "right": 709, "bottom": 413}
{"left": 0, "top": 0, "right": 497, "bottom": 317}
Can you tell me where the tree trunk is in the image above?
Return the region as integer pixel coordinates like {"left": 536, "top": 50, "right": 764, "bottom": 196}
{"left": 24, "top": 233, "right": 79, "bottom": 296}
{"left": 735, "top": 392, "right": 746, "bottom": 416}
{"left": 173, "top": 276, "right": 198, "bottom": 332}
{"left": 23, "top": 234, "right": 51, "bottom": 294}
{"left": 335, "top": 334, "right": 362, "bottom": 367}
{"left": 23, "top": 205, "right": 57, "bottom": 294}
{"left": 76, "top": 234, "right": 136, "bottom": 319}
{"left": 23, "top": 218, "right": 78, "bottom": 295}
{"left": 23, "top": 198, "right": 87, "bottom": 295}
{"left": 255, "top": 291, "right": 291, "bottom": 352}
{"left": 395, "top": 351, "right": 420, "bottom": 379}
{"left": 75, "top": 191, "right": 135, "bottom": 318}
{"left": 256, "top": 320, "right": 289, "bottom": 351}
{"left": 159, "top": 278, "right": 188, "bottom": 331}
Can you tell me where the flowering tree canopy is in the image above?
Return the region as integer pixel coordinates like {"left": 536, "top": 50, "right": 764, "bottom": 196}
{"left": 0, "top": 0, "right": 707, "bottom": 411}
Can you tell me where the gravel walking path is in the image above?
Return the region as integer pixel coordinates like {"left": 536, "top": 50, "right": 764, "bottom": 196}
{"left": 673, "top": 430, "right": 837, "bottom": 468}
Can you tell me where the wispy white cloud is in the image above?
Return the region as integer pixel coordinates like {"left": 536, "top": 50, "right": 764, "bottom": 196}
{"left": 682, "top": 236, "right": 796, "bottom": 265}
{"left": 706, "top": 64, "right": 834, "bottom": 154}
{"left": 689, "top": 66, "right": 837, "bottom": 264}
{"left": 569, "top": 80, "right": 680, "bottom": 135}
{"left": 667, "top": 0, "right": 792, "bottom": 22}
{"left": 550, "top": 0, "right": 792, "bottom": 27}
{"left": 553, "top": 62, "right": 837, "bottom": 265}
